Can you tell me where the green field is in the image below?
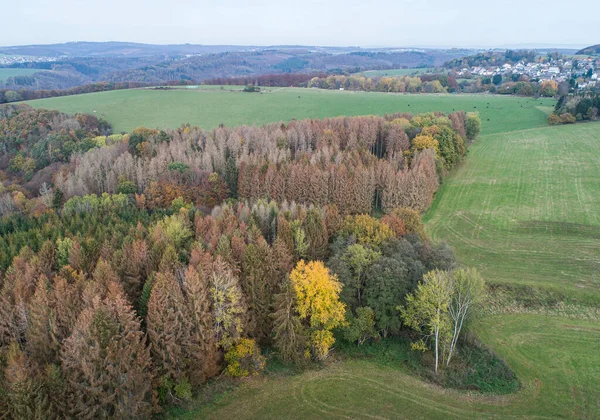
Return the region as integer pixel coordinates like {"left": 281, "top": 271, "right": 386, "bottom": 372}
{"left": 172, "top": 315, "right": 600, "bottom": 419}
{"left": 354, "top": 68, "right": 436, "bottom": 77}
{"left": 0, "top": 68, "right": 40, "bottom": 82}
{"left": 23, "top": 88, "right": 554, "bottom": 135}
{"left": 425, "top": 122, "right": 600, "bottom": 303}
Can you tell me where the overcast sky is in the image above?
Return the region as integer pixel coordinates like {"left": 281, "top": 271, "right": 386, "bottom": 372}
{"left": 3, "top": 0, "right": 598, "bottom": 48}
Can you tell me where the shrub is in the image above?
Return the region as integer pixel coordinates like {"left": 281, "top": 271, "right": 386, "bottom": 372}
{"left": 559, "top": 113, "right": 576, "bottom": 124}
{"left": 224, "top": 338, "right": 266, "bottom": 377}
{"left": 343, "top": 307, "right": 378, "bottom": 345}
{"left": 547, "top": 114, "right": 562, "bottom": 125}
{"left": 465, "top": 113, "right": 481, "bottom": 141}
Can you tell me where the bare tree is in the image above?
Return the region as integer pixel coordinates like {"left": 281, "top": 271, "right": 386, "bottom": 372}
{"left": 446, "top": 268, "right": 484, "bottom": 366}
{"left": 39, "top": 182, "right": 53, "bottom": 207}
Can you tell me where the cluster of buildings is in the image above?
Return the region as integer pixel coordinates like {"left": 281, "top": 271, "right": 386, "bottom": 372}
{"left": 455, "top": 56, "right": 598, "bottom": 90}
{"left": 0, "top": 55, "right": 57, "bottom": 66}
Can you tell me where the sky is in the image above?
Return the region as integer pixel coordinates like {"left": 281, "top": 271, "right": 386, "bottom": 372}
{"left": 3, "top": 0, "right": 599, "bottom": 48}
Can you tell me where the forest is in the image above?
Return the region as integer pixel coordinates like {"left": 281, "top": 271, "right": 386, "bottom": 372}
{"left": 0, "top": 48, "right": 468, "bottom": 92}
{"left": 0, "top": 104, "right": 483, "bottom": 417}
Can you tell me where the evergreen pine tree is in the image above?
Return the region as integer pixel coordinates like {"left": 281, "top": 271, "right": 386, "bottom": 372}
{"left": 271, "top": 279, "right": 305, "bottom": 363}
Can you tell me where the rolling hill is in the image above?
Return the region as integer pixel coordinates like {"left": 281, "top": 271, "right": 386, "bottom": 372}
{"left": 575, "top": 44, "right": 600, "bottom": 55}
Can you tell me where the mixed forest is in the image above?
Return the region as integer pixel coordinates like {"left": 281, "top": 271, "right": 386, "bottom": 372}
{"left": 0, "top": 103, "right": 486, "bottom": 417}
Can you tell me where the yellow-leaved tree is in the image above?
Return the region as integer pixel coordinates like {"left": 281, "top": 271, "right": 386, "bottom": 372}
{"left": 412, "top": 135, "right": 439, "bottom": 155}
{"left": 289, "top": 260, "right": 346, "bottom": 360}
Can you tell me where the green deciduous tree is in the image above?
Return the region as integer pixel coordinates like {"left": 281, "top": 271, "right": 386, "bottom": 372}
{"left": 400, "top": 269, "right": 452, "bottom": 374}
{"left": 343, "top": 306, "right": 378, "bottom": 345}
{"left": 465, "top": 113, "right": 481, "bottom": 141}
{"left": 329, "top": 243, "right": 380, "bottom": 311}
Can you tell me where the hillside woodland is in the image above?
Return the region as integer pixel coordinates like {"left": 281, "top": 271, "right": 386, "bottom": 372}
{"left": 575, "top": 44, "right": 600, "bottom": 55}
{"left": 0, "top": 48, "right": 468, "bottom": 92}
{"left": 0, "top": 105, "right": 482, "bottom": 417}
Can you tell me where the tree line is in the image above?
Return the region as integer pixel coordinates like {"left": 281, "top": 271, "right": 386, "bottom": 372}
{"left": 46, "top": 112, "right": 479, "bottom": 216}
{"left": 306, "top": 74, "right": 459, "bottom": 93}
{"left": 549, "top": 93, "right": 600, "bottom": 125}
{"left": 0, "top": 80, "right": 202, "bottom": 105}
{"left": 202, "top": 73, "right": 328, "bottom": 87}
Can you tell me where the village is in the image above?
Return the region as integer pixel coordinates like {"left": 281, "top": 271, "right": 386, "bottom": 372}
{"left": 0, "top": 54, "right": 57, "bottom": 66}
{"left": 455, "top": 56, "right": 598, "bottom": 91}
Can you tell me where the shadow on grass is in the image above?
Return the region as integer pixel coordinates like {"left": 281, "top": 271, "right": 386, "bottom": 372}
{"left": 335, "top": 334, "right": 519, "bottom": 394}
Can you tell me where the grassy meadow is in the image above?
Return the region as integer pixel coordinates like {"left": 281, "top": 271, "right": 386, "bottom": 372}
{"left": 425, "top": 122, "right": 600, "bottom": 303}
{"left": 0, "top": 68, "right": 39, "bottom": 82}
{"left": 23, "top": 87, "right": 554, "bottom": 135}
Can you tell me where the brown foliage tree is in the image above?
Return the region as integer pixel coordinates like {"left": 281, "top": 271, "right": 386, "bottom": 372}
{"left": 304, "top": 209, "right": 329, "bottom": 260}
{"left": 146, "top": 272, "right": 204, "bottom": 387}
{"left": 61, "top": 283, "right": 156, "bottom": 418}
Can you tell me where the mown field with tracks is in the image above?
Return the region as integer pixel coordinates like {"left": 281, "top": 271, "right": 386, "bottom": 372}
{"left": 170, "top": 316, "right": 600, "bottom": 419}
{"left": 426, "top": 122, "right": 600, "bottom": 304}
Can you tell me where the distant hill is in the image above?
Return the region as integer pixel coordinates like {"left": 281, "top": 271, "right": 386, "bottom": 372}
{"left": 576, "top": 44, "right": 600, "bottom": 55}
{"left": 0, "top": 45, "right": 472, "bottom": 91}
{"left": 0, "top": 41, "right": 472, "bottom": 59}
{"left": 0, "top": 42, "right": 257, "bottom": 58}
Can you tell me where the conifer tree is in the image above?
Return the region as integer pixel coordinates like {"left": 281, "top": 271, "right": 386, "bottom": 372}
{"left": 276, "top": 215, "right": 295, "bottom": 257}
{"left": 50, "top": 274, "right": 85, "bottom": 346}
{"left": 4, "top": 342, "right": 34, "bottom": 419}
{"left": 303, "top": 209, "right": 329, "bottom": 261}
{"left": 182, "top": 265, "right": 220, "bottom": 380}
{"left": 146, "top": 272, "right": 203, "bottom": 387}
{"left": 223, "top": 153, "right": 238, "bottom": 198}
{"left": 158, "top": 244, "right": 180, "bottom": 275}
{"left": 37, "top": 240, "right": 56, "bottom": 280}
{"left": 117, "top": 238, "right": 149, "bottom": 303}
{"left": 241, "top": 238, "right": 277, "bottom": 341}
{"left": 26, "top": 276, "right": 57, "bottom": 367}
{"left": 61, "top": 283, "right": 155, "bottom": 418}
{"left": 4, "top": 344, "right": 67, "bottom": 420}
{"left": 271, "top": 279, "right": 305, "bottom": 363}
{"left": 92, "top": 259, "right": 120, "bottom": 294}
